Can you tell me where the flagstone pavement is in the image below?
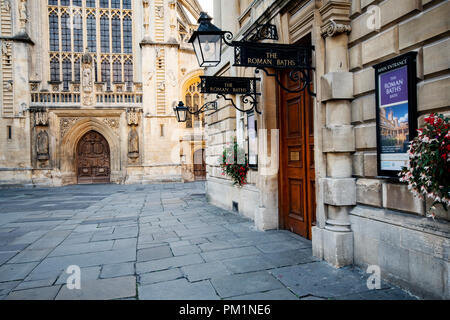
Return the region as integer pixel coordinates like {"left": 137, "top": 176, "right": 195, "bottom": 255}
{"left": 0, "top": 182, "right": 417, "bottom": 300}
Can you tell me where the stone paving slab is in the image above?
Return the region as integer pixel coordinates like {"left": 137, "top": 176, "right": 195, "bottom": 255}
{"left": 5, "top": 286, "right": 61, "bottom": 300}
{"left": 181, "top": 261, "right": 232, "bottom": 282}
{"left": 55, "top": 276, "right": 136, "bottom": 300}
{"left": 0, "top": 182, "right": 417, "bottom": 300}
{"left": 269, "top": 262, "right": 388, "bottom": 299}
{"left": 210, "top": 271, "right": 284, "bottom": 298}
{"left": 138, "top": 278, "right": 220, "bottom": 300}
{"left": 139, "top": 268, "right": 184, "bottom": 285}
{"left": 226, "top": 288, "right": 299, "bottom": 300}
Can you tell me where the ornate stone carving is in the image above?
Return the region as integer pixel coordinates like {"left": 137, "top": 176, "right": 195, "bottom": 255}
{"left": 167, "top": 70, "right": 177, "bottom": 87}
{"left": 82, "top": 52, "right": 93, "bottom": 93}
{"left": 168, "top": 0, "right": 177, "bottom": 40}
{"left": 156, "top": 6, "right": 164, "bottom": 19}
{"left": 158, "top": 81, "right": 165, "bottom": 91}
{"left": 143, "top": 0, "right": 150, "bottom": 36}
{"left": 34, "top": 108, "right": 49, "bottom": 126}
{"left": 127, "top": 108, "right": 140, "bottom": 126}
{"left": 103, "top": 118, "right": 119, "bottom": 130}
{"left": 1, "top": 0, "right": 11, "bottom": 13}
{"left": 81, "top": 51, "right": 95, "bottom": 106}
{"left": 126, "top": 108, "right": 140, "bottom": 160}
{"left": 36, "top": 130, "right": 49, "bottom": 161}
{"left": 19, "top": 0, "right": 28, "bottom": 32}
{"left": 59, "top": 117, "right": 120, "bottom": 138}
{"left": 60, "top": 118, "right": 80, "bottom": 138}
{"left": 155, "top": 47, "right": 162, "bottom": 58}
{"left": 321, "top": 20, "right": 352, "bottom": 38}
{"left": 5, "top": 80, "right": 12, "bottom": 91}
{"left": 1, "top": 41, "right": 11, "bottom": 59}
{"left": 128, "top": 126, "right": 139, "bottom": 159}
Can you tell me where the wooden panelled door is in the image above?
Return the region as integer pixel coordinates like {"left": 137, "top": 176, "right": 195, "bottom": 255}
{"left": 279, "top": 70, "right": 316, "bottom": 239}
{"left": 193, "top": 149, "right": 206, "bottom": 181}
{"left": 77, "top": 131, "right": 111, "bottom": 184}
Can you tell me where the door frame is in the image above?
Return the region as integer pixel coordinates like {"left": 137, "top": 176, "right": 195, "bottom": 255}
{"left": 276, "top": 70, "right": 316, "bottom": 239}
{"left": 75, "top": 130, "right": 111, "bottom": 185}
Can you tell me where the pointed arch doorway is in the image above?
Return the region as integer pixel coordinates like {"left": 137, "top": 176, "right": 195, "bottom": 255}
{"left": 76, "top": 131, "right": 111, "bottom": 184}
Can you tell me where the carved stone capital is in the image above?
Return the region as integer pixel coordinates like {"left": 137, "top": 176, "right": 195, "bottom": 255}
{"left": 321, "top": 20, "right": 352, "bottom": 38}
{"left": 319, "top": 0, "right": 352, "bottom": 38}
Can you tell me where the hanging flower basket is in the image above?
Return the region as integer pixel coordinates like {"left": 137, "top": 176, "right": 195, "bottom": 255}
{"left": 399, "top": 113, "right": 450, "bottom": 218}
{"left": 220, "top": 139, "right": 249, "bottom": 187}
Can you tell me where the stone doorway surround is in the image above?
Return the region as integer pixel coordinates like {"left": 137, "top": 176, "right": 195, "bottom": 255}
{"left": 50, "top": 109, "right": 127, "bottom": 185}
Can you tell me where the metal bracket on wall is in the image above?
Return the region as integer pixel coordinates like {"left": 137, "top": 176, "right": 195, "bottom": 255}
{"left": 255, "top": 67, "right": 316, "bottom": 97}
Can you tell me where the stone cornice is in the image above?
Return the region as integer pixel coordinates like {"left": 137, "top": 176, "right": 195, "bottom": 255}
{"left": 319, "top": 0, "right": 352, "bottom": 38}
{"left": 0, "top": 32, "right": 34, "bottom": 45}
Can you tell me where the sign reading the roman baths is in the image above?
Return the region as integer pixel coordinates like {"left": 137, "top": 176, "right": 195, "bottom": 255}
{"left": 233, "top": 42, "right": 313, "bottom": 69}
{"left": 374, "top": 52, "right": 418, "bottom": 177}
{"left": 200, "top": 76, "right": 258, "bottom": 95}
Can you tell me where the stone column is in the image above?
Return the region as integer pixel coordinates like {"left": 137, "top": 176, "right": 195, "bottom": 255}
{"left": 312, "top": 0, "right": 355, "bottom": 267}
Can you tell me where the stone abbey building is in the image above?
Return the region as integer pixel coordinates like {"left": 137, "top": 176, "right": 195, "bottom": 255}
{"left": 0, "top": 0, "right": 449, "bottom": 300}
{"left": 0, "top": 0, "right": 207, "bottom": 186}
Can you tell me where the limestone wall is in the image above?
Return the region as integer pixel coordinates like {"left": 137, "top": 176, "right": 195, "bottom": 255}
{"left": 348, "top": 0, "right": 449, "bottom": 299}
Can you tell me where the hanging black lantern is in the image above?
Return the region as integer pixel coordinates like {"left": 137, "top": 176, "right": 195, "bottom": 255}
{"left": 173, "top": 101, "right": 189, "bottom": 123}
{"left": 189, "top": 12, "right": 225, "bottom": 67}
{"left": 173, "top": 100, "right": 218, "bottom": 123}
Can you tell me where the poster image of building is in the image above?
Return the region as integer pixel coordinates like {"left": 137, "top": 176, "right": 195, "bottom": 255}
{"left": 380, "top": 103, "right": 409, "bottom": 154}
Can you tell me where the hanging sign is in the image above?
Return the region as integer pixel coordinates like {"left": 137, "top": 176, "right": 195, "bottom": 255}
{"left": 374, "top": 52, "right": 418, "bottom": 177}
{"left": 233, "top": 42, "right": 313, "bottom": 69}
{"left": 200, "top": 76, "right": 259, "bottom": 95}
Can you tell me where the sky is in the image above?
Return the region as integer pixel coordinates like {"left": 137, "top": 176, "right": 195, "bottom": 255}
{"left": 198, "top": 0, "right": 214, "bottom": 18}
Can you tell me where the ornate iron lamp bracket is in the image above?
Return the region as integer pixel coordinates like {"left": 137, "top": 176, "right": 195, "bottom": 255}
{"left": 242, "top": 23, "right": 279, "bottom": 42}
{"left": 187, "top": 101, "right": 218, "bottom": 115}
{"left": 216, "top": 92, "right": 261, "bottom": 115}
{"left": 254, "top": 67, "right": 316, "bottom": 97}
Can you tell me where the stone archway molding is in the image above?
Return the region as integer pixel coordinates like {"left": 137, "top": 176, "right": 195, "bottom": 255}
{"left": 60, "top": 118, "right": 122, "bottom": 185}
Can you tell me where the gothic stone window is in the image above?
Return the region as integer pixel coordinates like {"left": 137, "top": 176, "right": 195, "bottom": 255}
{"left": 48, "top": 0, "right": 134, "bottom": 90}
{"left": 184, "top": 79, "right": 204, "bottom": 129}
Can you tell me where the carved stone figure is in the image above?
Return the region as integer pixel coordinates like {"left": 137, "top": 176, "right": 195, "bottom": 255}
{"left": 168, "top": 0, "right": 177, "bottom": 40}
{"left": 155, "top": 47, "right": 162, "bottom": 58}
{"left": 1, "top": 41, "right": 10, "bottom": 58}
{"left": 5, "top": 80, "right": 12, "bottom": 91}
{"left": 156, "top": 6, "right": 164, "bottom": 19}
{"left": 167, "top": 70, "right": 177, "bottom": 87}
{"left": 19, "top": 0, "right": 28, "bottom": 31}
{"left": 143, "top": 0, "right": 150, "bottom": 36}
{"left": 83, "top": 68, "right": 92, "bottom": 91}
{"left": 1, "top": 0, "right": 11, "bottom": 13}
{"left": 128, "top": 126, "right": 139, "bottom": 159}
{"left": 36, "top": 130, "right": 49, "bottom": 161}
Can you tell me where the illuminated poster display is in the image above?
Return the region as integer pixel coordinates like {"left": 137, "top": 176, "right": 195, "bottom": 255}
{"left": 374, "top": 52, "right": 418, "bottom": 177}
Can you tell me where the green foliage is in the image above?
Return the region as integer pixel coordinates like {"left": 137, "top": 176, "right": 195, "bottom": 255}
{"left": 220, "top": 139, "right": 249, "bottom": 187}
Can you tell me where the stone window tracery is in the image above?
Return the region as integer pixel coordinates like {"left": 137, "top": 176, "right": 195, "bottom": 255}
{"left": 47, "top": 0, "right": 134, "bottom": 90}
{"left": 184, "top": 79, "right": 204, "bottom": 129}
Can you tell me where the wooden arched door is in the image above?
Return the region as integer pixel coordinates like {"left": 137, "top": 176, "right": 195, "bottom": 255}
{"left": 76, "top": 131, "right": 111, "bottom": 184}
{"left": 193, "top": 149, "right": 206, "bottom": 180}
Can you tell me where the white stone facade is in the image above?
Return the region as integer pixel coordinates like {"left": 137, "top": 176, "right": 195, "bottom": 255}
{"left": 0, "top": 0, "right": 208, "bottom": 186}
